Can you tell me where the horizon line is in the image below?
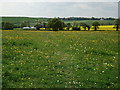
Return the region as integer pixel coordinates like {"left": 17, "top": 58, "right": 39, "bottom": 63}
{"left": 0, "top": 15, "right": 117, "bottom": 18}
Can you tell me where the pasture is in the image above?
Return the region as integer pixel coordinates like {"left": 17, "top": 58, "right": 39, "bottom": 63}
{"left": 2, "top": 30, "right": 118, "bottom": 88}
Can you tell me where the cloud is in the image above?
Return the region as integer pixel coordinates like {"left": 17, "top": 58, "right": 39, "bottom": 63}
{"left": 0, "top": 2, "right": 118, "bottom": 18}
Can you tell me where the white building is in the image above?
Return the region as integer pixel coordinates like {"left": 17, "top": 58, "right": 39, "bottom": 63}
{"left": 22, "top": 27, "right": 36, "bottom": 30}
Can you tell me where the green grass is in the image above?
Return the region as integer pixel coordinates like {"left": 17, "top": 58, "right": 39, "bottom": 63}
{"left": 2, "top": 30, "right": 118, "bottom": 88}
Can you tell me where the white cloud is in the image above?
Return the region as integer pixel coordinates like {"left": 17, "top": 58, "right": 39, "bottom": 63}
{"left": 0, "top": 2, "right": 118, "bottom": 18}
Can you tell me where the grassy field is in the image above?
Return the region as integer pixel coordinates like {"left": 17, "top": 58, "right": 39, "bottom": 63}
{"left": 2, "top": 30, "right": 118, "bottom": 88}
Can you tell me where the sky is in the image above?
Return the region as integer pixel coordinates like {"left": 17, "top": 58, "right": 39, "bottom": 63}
{"left": 0, "top": 0, "right": 119, "bottom": 2}
{"left": 0, "top": 0, "right": 119, "bottom": 18}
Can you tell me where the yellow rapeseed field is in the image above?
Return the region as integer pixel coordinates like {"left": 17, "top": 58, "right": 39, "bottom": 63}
{"left": 65, "top": 25, "right": 115, "bottom": 31}
{"left": 81, "top": 25, "right": 116, "bottom": 30}
{"left": 1, "top": 25, "right": 117, "bottom": 31}
{"left": 96, "top": 25, "right": 116, "bottom": 30}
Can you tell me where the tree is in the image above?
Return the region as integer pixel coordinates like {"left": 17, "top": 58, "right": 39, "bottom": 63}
{"left": 42, "top": 22, "right": 47, "bottom": 30}
{"left": 13, "top": 24, "right": 21, "bottom": 28}
{"left": 114, "top": 18, "right": 120, "bottom": 31}
{"left": 35, "top": 24, "right": 42, "bottom": 30}
{"left": 86, "top": 25, "right": 91, "bottom": 31}
{"left": 66, "top": 23, "right": 71, "bottom": 30}
{"left": 72, "top": 21, "right": 79, "bottom": 27}
{"left": 21, "top": 22, "right": 27, "bottom": 28}
{"left": 80, "top": 23, "right": 87, "bottom": 30}
{"left": 92, "top": 21, "right": 100, "bottom": 31}
{"left": 72, "top": 21, "right": 80, "bottom": 30}
{"left": 2, "top": 22, "right": 14, "bottom": 30}
{"left": 21, "top": 21, "right": 30, "bottom": 28}
{"left": 34, "top": 19, "right": 42, "bottom": 30}
{"left": 80, "top": 23, "right": 91, "bottom": 31}
{"left": 47, "top": 18, "right": 66, "bottom": 31}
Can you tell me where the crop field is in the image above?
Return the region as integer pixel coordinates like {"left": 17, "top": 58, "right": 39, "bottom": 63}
{"left": 67, "top": 25, "right": 116, "bottom": 31}
{"left": 64, "top": 20, "right": 115, "bottom": 26}
{"left": 13, "top": 25, "right": 116, "bottom": 31}
{"left": 2, "top": 30, "right": 118, "bottom": 88}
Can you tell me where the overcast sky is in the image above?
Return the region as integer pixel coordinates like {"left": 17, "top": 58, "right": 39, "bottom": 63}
{"left": 0, "top": 0, "right": 119, "bottom": 18}
{"left": 0, "top": 0, "right": 119, "bottom": 2}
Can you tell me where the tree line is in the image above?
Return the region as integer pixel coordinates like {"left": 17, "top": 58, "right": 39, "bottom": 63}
{"left": 59, "top": 17, "right": 115, "bottom": 21}
{"left": 1, "top": 18, "right": 120, "bottom": 31}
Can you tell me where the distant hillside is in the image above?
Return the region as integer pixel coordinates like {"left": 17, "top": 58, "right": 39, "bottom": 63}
{"left": 1, "top": 17, "right": 49, "bottom": 23}
{"left": 1, "top": 17, "right": 115, "bottom": 26}
{"left": 64, "top": 20, "right": 115, "bottom": 25}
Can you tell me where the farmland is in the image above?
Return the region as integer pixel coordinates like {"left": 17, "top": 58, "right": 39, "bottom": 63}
{"left": 2, "top": 30, "right": 118, "bottom": 88}
{"left": 1, "top": 17, "right": 115, "bottom": 26}
{"left": 12, "top": 25, "right": 116, "bottom": 31}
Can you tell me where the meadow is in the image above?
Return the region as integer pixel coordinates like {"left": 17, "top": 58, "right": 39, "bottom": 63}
{"left": 2, "top": 30, "right": 118, "bottom": 88}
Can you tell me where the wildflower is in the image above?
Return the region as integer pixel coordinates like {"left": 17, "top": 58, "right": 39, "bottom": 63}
{"left": 42, "top": 79, "right": 44, "bottom": 81}
{"left": 57, "top": 80, "right": 59, "bottom": 82}
{"left": 30, "top": 83, "right": 33, "bottom": 85}
{"left": 102, "top": 71, "right": 104, "bottom": 73}
{"left": 21, "top": 78, "right": 24, "bottom": 80}
{"left": 28, "top": 77, "right": 31, "bottom": 80}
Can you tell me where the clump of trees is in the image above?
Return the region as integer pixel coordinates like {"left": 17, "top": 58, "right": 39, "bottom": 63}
{"left": 35, "top": 24, "right": 42, "bottom": 30}
{"left": 34, "top": 19, "right": 42, "bottom": 30}
{"left": 80, "top": 23, "right": 91, "bottom": 31}
{"left": 59, "top": 17, "right": 115, "bottom": 21}
{"left": 21, "top": 21, "right": 30, "bottom": 28}
{"left": 72, "top": 21, "right": 81, "bottom": 30}
{"left": 42, "top": 22, "right": 47, "bottom": 30}
{"left": 92, "top": 21, "right": 100, "bottom": 31}
{"left": 66, "top": 23, "right": 71, "bottom": 30}
{"left": 47, "top": 18, "right": 66, "bottom": 31}
{"left": 114, "top": 18, "right": 120, "bottom": 31}
{"left": 2, "top": 22, "right": 14, "bottom": 30}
